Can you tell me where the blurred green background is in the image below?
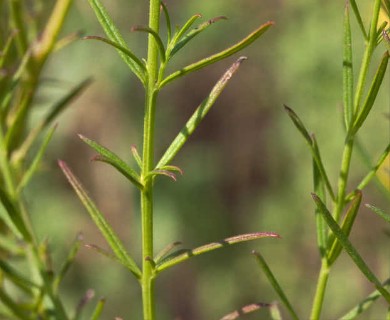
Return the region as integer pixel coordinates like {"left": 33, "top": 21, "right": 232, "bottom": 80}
{"left": 25, "top": 0, "right": 389, "bottom": 319}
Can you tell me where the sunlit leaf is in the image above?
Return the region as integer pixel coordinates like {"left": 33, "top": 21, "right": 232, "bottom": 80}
{"left": 160, "top": 21, "right": 273, "bottom": 88}
{"left": 157, "top": 57, "right": 247, "bottom": 168}
{"left": 156, "top": 232, "right": 279, "bottom": 273}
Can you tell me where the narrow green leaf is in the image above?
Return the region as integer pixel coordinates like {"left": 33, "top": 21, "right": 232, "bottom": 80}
{"left": 160, "top": 2, "right": 172, "bottom": 43}
{"left": 53, "top": 233, "right": 83, "bottom": 293}
{"left": 327, "top": 191, "right": 362, "bottom": 265}
{"left": 351, "top": 51, "right": 389, "bottom": 134}
{"left": 171, "top": 14, "right": 202, "bottom": 48}
{"left": 253, "top": 251, "right": 300, "bottom": 320}
{"left": 157, "top": 57, "right": 247, "bottom": 168}
{"left": 0, "top": 31, "right": 17, "bottom": 68}
{"left": 131, "top": 25, "right": 166, "bottom": 62}
{"left": 0, "top": 287, "right": 31, "bottom": 320}
{"left": 343, "top": 2, "right": 354, "bottom": 129}
{"left": 87, "top": 0, "right": 146, "bottom": 84}
{"left": 79, "top": 134, "right": 143, "bottom": 189}
{"left": 58, "top": 160, "right": 141, "bottom": 279}
{"left": 0, "top": 260, "right": 39, "bottom": 294}
{"left": 313, "top": 160, "right": 327, "bottom": 257}
{"left": 312, "top": 193, "right": 390, "bottom": 303}
{"left": 83, "top": 36, "right": 147, "bottom": 74}
{"left": 12, "top": 78, "right": 91, "bottom": 165}
{"left": 169, "top": 16, "right": 227, "bottom": 58}
{"left": 0, "top": 187, "right": 31, "bottom": 241}
{"left": 156, "top": 232, "right": 279, "bottom": 273}
{"left": 284, "top": 105, "right": 312, "bottom": 144}
{"left": 284, "top": 106, "right": 335, "bottom": 200}
{"left": 17, "top": 125, "right": 57, "bottom": 194}
{"left": 383, "top": 0, "right": 390, "bottom": 13}
{"left": 89, "top": 298, "right": 106, "bottom": 320}
{"left": 366, "top": 204, "right": 390, "bottom": 223}
{"left": 160, "top": 21, "right": 274, "bottom": 88}
{"left": 351, "top": 142, "right": 390, "bottom": 194}
{"left": 220, "top": 302, "right": 272, "bottom": 320}
{"left": 349, "top": 0, "right": 368, "bottom": 40}
{"left": 339, "top": 279, "right": 390, "bottom": 319}
{"left": 311, "top": 135, "right": 336, "bottom": 201}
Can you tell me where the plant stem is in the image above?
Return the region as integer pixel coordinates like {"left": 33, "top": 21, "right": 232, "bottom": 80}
{"left": 141, "top": 1, "right": 161, "bottom": 319}
{"left": 310, "top": 260, "right": 330, "bottom": 320}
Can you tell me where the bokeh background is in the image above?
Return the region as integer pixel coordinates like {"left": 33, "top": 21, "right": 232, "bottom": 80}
{"left": 26, "top": 0, "right": 389, "bottom": 319}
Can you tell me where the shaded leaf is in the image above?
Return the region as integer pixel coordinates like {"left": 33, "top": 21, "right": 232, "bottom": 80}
{"left": 312, "top": 193, "right": 390, "bottom": 303}
{"left": 160, "top": 2, "right": 172, "bottom": 42}
{"left": 0, "top": 186, "right": 31, "bottom": 241}
{"left": 339, "top": 279, "right": 390, "bottom": 319}
{"left": 349, "top": 0, "right": 368, "bottom": 39}
{"left": 17, "top": 125, "right": 57, "bottom": 193}
{"left": 253, "top": 251, "right": 300, "bottom": 320}
{"left": 327, "top": 191, "right": 362, "bottom": 265}
{"left": 58, "top": 160, "right": 141, "bottom": 279}
{"left": 156, "top": 232, "right": 279, "bottom": 273}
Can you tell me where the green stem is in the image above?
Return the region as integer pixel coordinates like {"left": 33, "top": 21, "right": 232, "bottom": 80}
{"left": 334, "top": 138, "right": 354, "bottom": 222}
{"left": 310, "top": 260, "right": 330, "bottom": 320}
{"left": 140, "top": 1, "right": 161, "bottom": 319}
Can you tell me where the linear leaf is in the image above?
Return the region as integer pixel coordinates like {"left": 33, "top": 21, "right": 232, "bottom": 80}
{"left": 366, "top": 204, "right": 390, "bottom": 223}
{"left": 343, "top": 2, "right": 354, "bottom": 129}
{"left": 53, "top": 233, "right": 83, "bottom": 293}
{"left": 90, "top": 298, "right": 106, "bottom": 320}
{"left": 79, "top": 134, "right": 143, "bottom": 189}
{"left": 328, "top": 191, "right": 362, "bottom": 265}
{"left": 17, "top": 125, "right": 57, "bottom": 193}
{"left": 0, "top": 287, "right": 31, "bottom": 320}
{"left": 351, "top": 51, "right": 389, "bottom": 134}
{"left": 169, "top": 16, "right": 227, "bottom": 58}
{"left": 156, "top": 232, "right": 279, "bottom": 273}
{"left": 339, "top": 279, "right": 390, "bottom": 319}
{"left": 160, "top": 2, "right": 172, "bottom": 42}
{"left": 154, "top": 241, "right": 182, "bottom": 264}
{"left": 253, "top": 251, "right": 300, "bottom": 320}
{"left": 348, "top": 142, "right": 390, "bottom": 194}
{"left": 87, "top": 0, "right": 146, "bottom": 84}
{"left": 157, "top": 57, "right": 246, "bottom": 168}
{"left": 220, "top": 302, "right": 272, "bottom": 320}
{"left": 284, "top": 106, "right": 335, "bottom": 200}
{"left": 130, "top": 26, "right": 166, "bottom": 62}
{"left": 170, "top": 14, "right": 202, "bottom": 50}
{"left": 0, "top": 260, "right": 39, "bottom": 294}
{"left": 312, "top": 193, "right": 390, "bottom": 303}
{"left": 313, "top": 159, "right": 327, "bottom": 257}
{"left": 58, "top": 160, "right": 141, "bottom": 279}
{"left": 349, "top": 0, "right": 368, "bottom": 40}
{"left": 0, "top": 186, "right": 31, "bottom": 241}
{"left": 284, "top": 105, "right": 312, "bottom": 144}
{"left": 159, "top": 21, "right": 273, "bottom": 88}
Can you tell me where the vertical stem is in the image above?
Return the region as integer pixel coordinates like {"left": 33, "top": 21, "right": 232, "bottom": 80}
{"left": 310, "top": 260, "right": 330, "bottom": 320}
{"left": 141, "top": 1, "right": 160, "bottom": 319}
